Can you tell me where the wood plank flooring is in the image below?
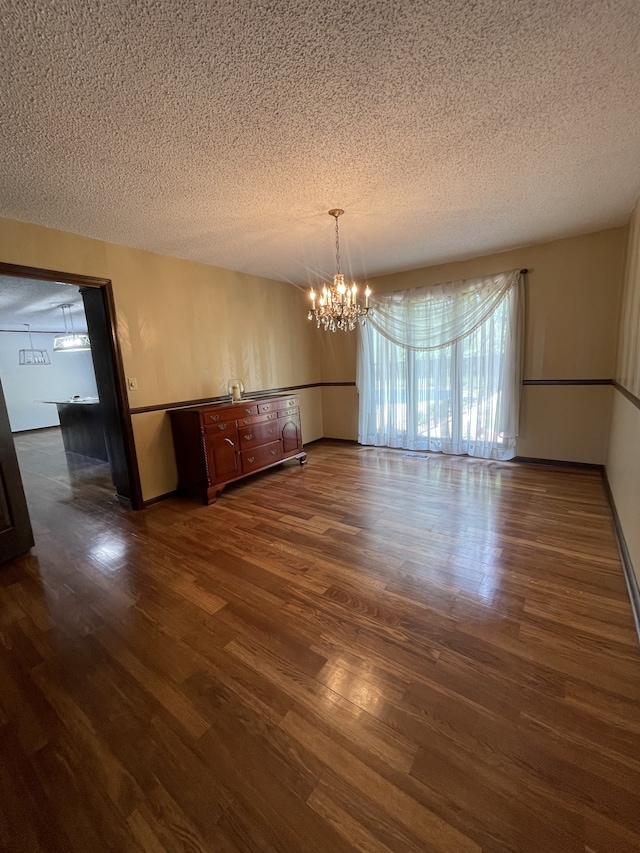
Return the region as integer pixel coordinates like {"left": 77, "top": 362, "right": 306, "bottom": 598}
{"left": 1, "top": 428, "right": 640, "bottom": 852}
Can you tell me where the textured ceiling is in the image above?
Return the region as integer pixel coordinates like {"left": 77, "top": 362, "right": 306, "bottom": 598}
{"left": 1, "top": 0, "right": 639, "bottom": 286}
{"left": 0, "top": 277, "right": 87, "bottom": 332}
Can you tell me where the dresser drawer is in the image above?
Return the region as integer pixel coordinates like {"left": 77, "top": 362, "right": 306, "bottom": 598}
{"left": 201, "top": 404, "right": 257, "bottom": 424}
{"left": 241, "top": 441, "right": 283, "bottom": 473}
{"left": 200, "top": 408, "right": 227, "bottom": 425}
{"left": 236, "top": 410, "right": 278, "bottom": 427}
{"left": 257, "top": 401, "right": 278, "bottom": 414}
{"left": 203, "top": 420, "right": 235, "bottom": 434}
{"left": 278, "top": 405, "right": 299, "bottom": 417}
{"left": 237, "top": 404, "right": 259, "bottom": 417}
{"left": 238, "top": 421, "right": 280, "bottom": 449}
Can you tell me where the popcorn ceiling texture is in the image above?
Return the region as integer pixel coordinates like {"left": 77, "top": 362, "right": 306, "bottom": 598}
{"left": 1, "top": 0, "right": 639, "bottom": 284}
{"left": 0, "top": 278, "right": 86, "bottom": 331}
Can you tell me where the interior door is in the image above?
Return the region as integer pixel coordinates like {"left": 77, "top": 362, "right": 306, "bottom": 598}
{"left": 81, "top": 285, "right": 140, "bottom": 504}
{"left": 0, "top": 375, "right": 33, "bottom": 564}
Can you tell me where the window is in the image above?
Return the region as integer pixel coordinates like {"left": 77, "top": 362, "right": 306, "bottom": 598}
{"left": 357, "top": 270, "right": 524, "bottom": 460}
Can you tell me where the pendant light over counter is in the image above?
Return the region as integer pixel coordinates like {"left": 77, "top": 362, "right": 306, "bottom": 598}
{"left": 18, "top": 324, "right": 51, "bottom": 365}
{"left": 53, "top": 304, "right": 91, "bottom": 352}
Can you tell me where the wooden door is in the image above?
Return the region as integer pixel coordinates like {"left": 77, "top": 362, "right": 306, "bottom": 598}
{"left": 280, "top": 415, "right": 302, "bottom": 455}
{"left": 205, "top": 431, "right": 240, "bottom": 484}
{"left": 0, "top": 376, "right": 33, "bottom": 564}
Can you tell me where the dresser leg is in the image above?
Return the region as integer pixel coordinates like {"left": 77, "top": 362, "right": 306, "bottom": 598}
{"left": 205, "top": 485, "right": 226, "bottom": 505}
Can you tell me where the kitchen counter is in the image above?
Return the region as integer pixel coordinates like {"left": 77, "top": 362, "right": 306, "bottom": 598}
{"left": 39, "top": 398, "right": 108, "bottom": 461}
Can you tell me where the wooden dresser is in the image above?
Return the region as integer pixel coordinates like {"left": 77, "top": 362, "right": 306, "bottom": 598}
{"left": 169, "top": 394, "right": 306, "bottom": 504}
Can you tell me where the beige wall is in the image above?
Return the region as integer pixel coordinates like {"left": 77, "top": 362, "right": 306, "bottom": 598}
{"left": 320, "top": 227, "right": 627, "bottom": 463}
{"left": 315, "top": 324, "right": 359, "bottom": 439}
{"left": 321, "top": 386, "right": 359, "bottom": 440}
{"left": 0, "top": 216, "right": 324, "bottom": 501}
{"left": 607, "top": 197, "right": 640, "bottom": 583}
{"left": 0, "top": 213, "right": 631, "bottom": 506}
{"left": 517, "top": 385, "right": 613, "bottom": 463}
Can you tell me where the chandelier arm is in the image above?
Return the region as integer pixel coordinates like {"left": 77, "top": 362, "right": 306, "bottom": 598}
{"left": 307, "top": 208, "right": 371, "bottom": 332}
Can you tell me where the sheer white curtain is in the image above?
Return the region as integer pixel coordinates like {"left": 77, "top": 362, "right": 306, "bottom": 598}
{"left": 357, "top": 269, "right": 524, "bottom": 460}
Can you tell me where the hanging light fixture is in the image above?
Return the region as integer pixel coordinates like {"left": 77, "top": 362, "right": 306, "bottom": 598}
{"left": 19, "top": 324, "right": 51, "bottom": 365}
{"left": 53, "top": 304, "right": 91, "bottom": 352}
{"left": 308, "top": 209, "right": 371, "bottom": 332}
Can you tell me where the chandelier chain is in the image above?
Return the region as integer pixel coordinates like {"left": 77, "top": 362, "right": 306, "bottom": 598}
{"left": 307, "top": 208, "right": 371, "bottom": 332}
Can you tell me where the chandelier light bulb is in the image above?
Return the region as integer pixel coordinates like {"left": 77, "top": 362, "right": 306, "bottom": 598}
{"left": 307, "top": 209, "right": 372, "bottom": 332}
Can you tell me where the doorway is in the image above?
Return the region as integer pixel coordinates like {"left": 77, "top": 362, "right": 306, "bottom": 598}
{"left": 0, "top": 262, "right": 142, "bottom": 563}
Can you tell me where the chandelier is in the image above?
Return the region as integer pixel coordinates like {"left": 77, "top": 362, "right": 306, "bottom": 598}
{"left": 53, "top": 304, "right": 91, "bottom": 352}
{"left": 19, "top": 324, "right": 51, "bottom": 365}
{"left": 308, "top": 209, "right": 371, "bottom": 332}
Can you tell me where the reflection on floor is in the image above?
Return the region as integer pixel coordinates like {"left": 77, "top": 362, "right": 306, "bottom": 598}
{"left": 15, "top": 425, "right": 114, "bottom": 513}
{"left": 2, "top": 435, "right": 640, "bottom": 853}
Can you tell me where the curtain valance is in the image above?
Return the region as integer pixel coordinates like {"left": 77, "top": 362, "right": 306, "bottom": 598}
{"left": 367, "top": 268, "right": 522, "bottom": 351}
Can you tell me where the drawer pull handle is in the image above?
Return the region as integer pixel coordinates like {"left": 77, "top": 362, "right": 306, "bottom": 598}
{"left": 209, "top": 414, "right": 219, "bottom": 421}
{"left": 267, "top": 414, "right": 275, "bottom": 420}
{"left": 270, "top": 449, "right": 277, "bottom": 455}
{"left": 268, "top": 428, "right": 275, "bottom": 434}
{"left": 247, "top": 456, "right": 255, "bottom": 463}
{"left": 242, "top": 418, "right": 250, "bottom": 425}
{"left": 263, "top": 405, "right": 270, "bottom": 411}
{"left": 244, "top": 434, "right": 252, "bottom": 440}
{"left": 217, "top": 424, "right": 227, "bottom": 430}
{"left": 245, "top": 408, "right": 253, "bottom": 414}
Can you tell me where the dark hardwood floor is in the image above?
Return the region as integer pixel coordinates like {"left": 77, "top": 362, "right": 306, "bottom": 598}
{"left": 1, "top": 428, "right": 640, "bottom": 852}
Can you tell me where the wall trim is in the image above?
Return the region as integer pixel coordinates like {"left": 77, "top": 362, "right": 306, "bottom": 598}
{"left": 11, "top": 425, "right": 60, "bottom": 436}
{"left": 522, "top": 379, "right": 613, "bottom": 386}
{"left": 129, "top": 382, "right": 357, "bottom": 416}
{"left": 300, "top": 437, "right": 325, "bottom": 448}
{"left": 0, "top": 262, "right": 110, "bottom": 288}
{"left": 143, "top": 490, "right": 178, "bottom": 507}
{"left": 311, "top": 437, "right": 359, "bottom": 445}
{"left": 613, "top": 381, "right": 640, "bottom": 411}
{"left": 512, "top": 456, "right": 604, "bottom": 471}
{"left": 601, "top": 469, "right": 640, "bottom": 644}
{"left": 130, "top": 378, "right": 617, "bottom": 417}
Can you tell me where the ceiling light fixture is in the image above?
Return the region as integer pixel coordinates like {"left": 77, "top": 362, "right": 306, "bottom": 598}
{"left": 308, "top": 209, "right": 371, "bottom": 332}
{"left": 53, "top": 304, "right": 91, "bottom": 352}
{"left": 19, "top": 324, "right": 51, "bottom": 365}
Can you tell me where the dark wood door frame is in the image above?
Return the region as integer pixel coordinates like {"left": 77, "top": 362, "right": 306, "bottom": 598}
{"left": 0, "top": 373, "right": 34, "bottom": 562}
{"left": 0, "top": 261, "right": 143, "bottom": 510}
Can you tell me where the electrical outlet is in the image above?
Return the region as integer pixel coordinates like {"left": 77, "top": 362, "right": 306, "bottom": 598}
{"left": 128, "top": 378, "right": 138, "bottom": 390}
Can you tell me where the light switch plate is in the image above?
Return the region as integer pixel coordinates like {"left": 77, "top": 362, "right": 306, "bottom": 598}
{"left": 128, "top": 378, "right": 138, "bottom": 390}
